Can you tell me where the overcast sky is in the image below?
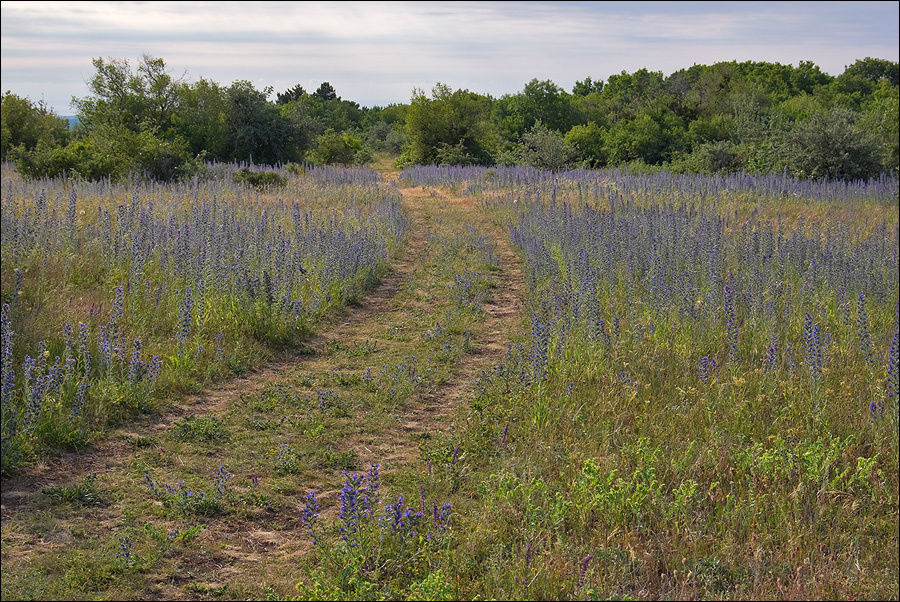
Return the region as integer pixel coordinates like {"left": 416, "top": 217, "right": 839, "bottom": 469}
{"left": 2, "top": 1, "right": 898, "bottom": 113}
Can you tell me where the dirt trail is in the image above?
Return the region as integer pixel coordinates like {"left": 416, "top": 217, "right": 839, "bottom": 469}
{"left": 365, "top": 186, "right": 525, "bottom": 466}
{"left": 1, "top": 182, "right": 526, "bottom": 599}
{"left": 0, "top": 189, "right": 427, "bottom": 514}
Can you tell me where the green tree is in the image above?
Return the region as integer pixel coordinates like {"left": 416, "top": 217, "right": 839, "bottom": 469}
{"left": 308, "top": 129, "right": 371, "bottom": 165}
{"left": 790, "top": 60, "right": 833, "bottom": 94}
{"left": 565, "top": 122, "right": 606, "bottom": 167}
{"left": 600, "top": 69, "right": 666, "bottom": 119}
{"left": 604, "top": 105, "right": 686, "bottom": 165}
{"left": 841, "top": 57, "right": 899, "bottom": 87}
{"left": 401, "top": 84, "right": 497, "bottom": 165}
{"left": 859, "top": 81, "right": 899, "bottom": 173}
{"left": 73, "top": 55, "right": 179, "bottom": 134}
{"left": 171, "top": 78, "right": 231, "bottom": 159}
{"left": 779, "top": 107, "right": 881, "bottom": 180}
{"left": 314, "top": 82, "right": 338, "bottom": 101}
{"left": 497, "top": 79, "right": 576, "bottom": 139}
{"left": 1, "top": 92, "right": 69, "bottom": 160}
{"left": 515, "top": 122, "right": 575, "bottom": 170}
{"left": 277, "top": 83, "right": 307, "bottom": 105}
{"left": 224, "top": 81, "right": 296, "bottom": 164}
{"left": 572, "top": 77, "right": 603, "bottom": 96}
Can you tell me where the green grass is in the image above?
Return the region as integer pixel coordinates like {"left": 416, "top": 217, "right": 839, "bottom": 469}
{"left": 2, "top": 169, "right": 897, "bottom": 600}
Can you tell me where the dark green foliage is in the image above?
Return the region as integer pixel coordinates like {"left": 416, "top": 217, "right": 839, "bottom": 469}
{"left": 224, "top": 81, "right": 296, "bottom": 165}
{"left": 11, "top": 126, "right": 199, "bottom": 181}
{"left": 363, "top": 120, "right": 405, "bottom": 153}
{"left": 5, "top": 55, "right": 898, "bottom": 181}
{"left": 514, "top": 122, "right": 575, "bottom": 170}
{"left": 572, "top": 77, "right": 603, "bottom": 96}
{"left": 670, "top": 140, "right": 744, "bottom": 174}
{"left": 308, "top": 129, "right": 371, "bottom": 165}
{"left": 860, "top": 82, "right": 900, "bottom": 171}
{"left": 1, "top": 92, "right": 69, "bottom": 160}
{"left": 400, "top": 84, "right": 497, "bottom": 166}
{"left": 232, "top": 168, "right": 287, "bottom": 190}
{"left": 779, "top": 108, "right": 881, "bottom": 180}
{"left": 495, "top": 79, "right": 576, "bottom": 139}
{"left": 277, "top": 83, "right": 307, "bottom": 105}
{"left": 313, "top": 82, "right": 338, "bottom": 101}
{"left": 565, "top": 122, "right": 606, "bottom": 167}
{"left": 841, "top": 57, "right": 900, "bottom": 87}
{"left": 390, "top": 58, "right": 897, "bottom": 178}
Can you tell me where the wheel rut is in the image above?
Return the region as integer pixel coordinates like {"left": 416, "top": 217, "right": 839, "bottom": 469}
{"left": 0, "top": 183, "right": 526, "bottom": 600}
{"left": 0, "top": 189, "right": 426, "bottom": 516}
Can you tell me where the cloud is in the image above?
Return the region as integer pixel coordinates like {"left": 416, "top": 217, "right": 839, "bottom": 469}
{"left": 1, "top": 0, "right": 897, "bottom": 112}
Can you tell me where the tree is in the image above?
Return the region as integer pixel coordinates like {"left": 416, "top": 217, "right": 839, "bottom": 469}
{"left": 565, "top": 122, "right": 606, "bottom": 167}
{"left": 1, "top": 92, "right": 69, "bottom": 160}
{"left": 496, "top": 79, "right": 576, "bottom": 139}
{"left": 515, "top": 122, "right": 574, "bottom": 170}
{"left": 790, "top": 60, "right": 833, "bottom": 94}
{"left": 779, "top": 108, "right": 881, "bottom": 180}
{"left": 171, "top": 78, "right": 231, "bottom": 160}
{"left": 401, "top": 84, "right": 497, "bottom": 165}
{"left": 859, "top": 81, "right": 899, "bottom": 173}
{"left": 277, "top": 83, "right": 307, "bottom": 105}
{"left": 224, "top": 81, "right": 296, "bottom": 164}
{"left": 308, "top": 129, "right": 370, "bottom": 165}
{"left": 73, "top": 55, "right": 179, "bottom": 134}
{"left": 601, "top": 69, "right": 666, "bottom": 118}
{"left": 572, "top": 77, "right": 603, "bottom": 96}
{"left": 841, "top": 57, "right": 899, "bottom": 87}
{"left": 314, "top": 82, "right": 338, "bottom": 101}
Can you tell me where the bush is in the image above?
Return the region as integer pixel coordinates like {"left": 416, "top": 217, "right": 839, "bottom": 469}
{"left": 308, "top": 129, "right": 371, "bottom": 165}
{"left": 673, "top": 140, "right": 744, "bottom": 173}
{"left": 11, "top": 135, "right": 134, "bottom": 181}
{"left": 11, "top": 128, "right": 199, "bottom": 182}
{"left": 1, "top": 92, "right": 69, "bottom": 160}
{"left": 383, "top": 128, "right": 406, "bottom": 154}
{"left": 565, "top": 121, "right": 606, "bottom": 167}
{"left": 135, "top": 132, "right": 202, "bottom": 181}
{"left": 779, "top": 108, "right": 882, "bottom": 180}
{"left": 515, "top": 122, "right": 575, "bottom": 170}
{"left": 232, "top": 167, "right": 287, "bottom": 190}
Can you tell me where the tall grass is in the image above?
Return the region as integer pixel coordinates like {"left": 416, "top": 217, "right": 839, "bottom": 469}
{"left": 0, "top": 163, "right": 406, "bottom": 474}
{"left": 388, "top": 165, "right": 899, "bottom": 599}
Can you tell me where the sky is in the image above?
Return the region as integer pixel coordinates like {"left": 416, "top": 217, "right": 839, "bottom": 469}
{"left": 1, "top": 1, "right": 898, "bottom": 113}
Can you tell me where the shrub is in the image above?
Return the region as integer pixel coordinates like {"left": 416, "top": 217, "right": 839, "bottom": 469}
{"left": 11, "top": 128, "right": 198, "bottom": 182}
{"left": 515, "top": 121, "right": 575, "bottom": 170}
{"left": 308, "top": 129, "right": 371, "bottom": 165}
{"left": 673, "top": 140, "right": 744, "bottom": 173}
{"left": 232, "top": 167, "right": 287, "bottom": 190}
{"left": 778, "top": 108, "right": 882, "bottom": 180}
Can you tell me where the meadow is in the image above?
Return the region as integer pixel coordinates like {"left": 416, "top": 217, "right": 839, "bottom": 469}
{"left": 0, "top": 162, "right": 405, "bottom": 474}
{"left": 0, "top": 162, "right": 897, "bottom": 600}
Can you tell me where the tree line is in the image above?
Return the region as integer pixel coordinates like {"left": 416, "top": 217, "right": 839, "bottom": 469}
{"left": 2, "top": 55, "right": 897, "bottom": 181}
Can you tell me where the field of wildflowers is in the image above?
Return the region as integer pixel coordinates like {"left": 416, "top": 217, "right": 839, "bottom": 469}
{"left": 394, "top": 165, "right": 899, "bottom": 599}
{"left": 1, "top": 162, "right": 897, "bottom": 600}
{"left": 0, "top": 162, "right": 405, "bottom": 474}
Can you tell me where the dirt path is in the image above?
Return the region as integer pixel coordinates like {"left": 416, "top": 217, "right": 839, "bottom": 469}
{"left": 0, "top": 191, "right": 427, "bottom": 514}
{"left": 368, "top": 186, "right": 524, "bottom": 466}
{"left": 0, "top": 183, "right": 525, "bottom": 600}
